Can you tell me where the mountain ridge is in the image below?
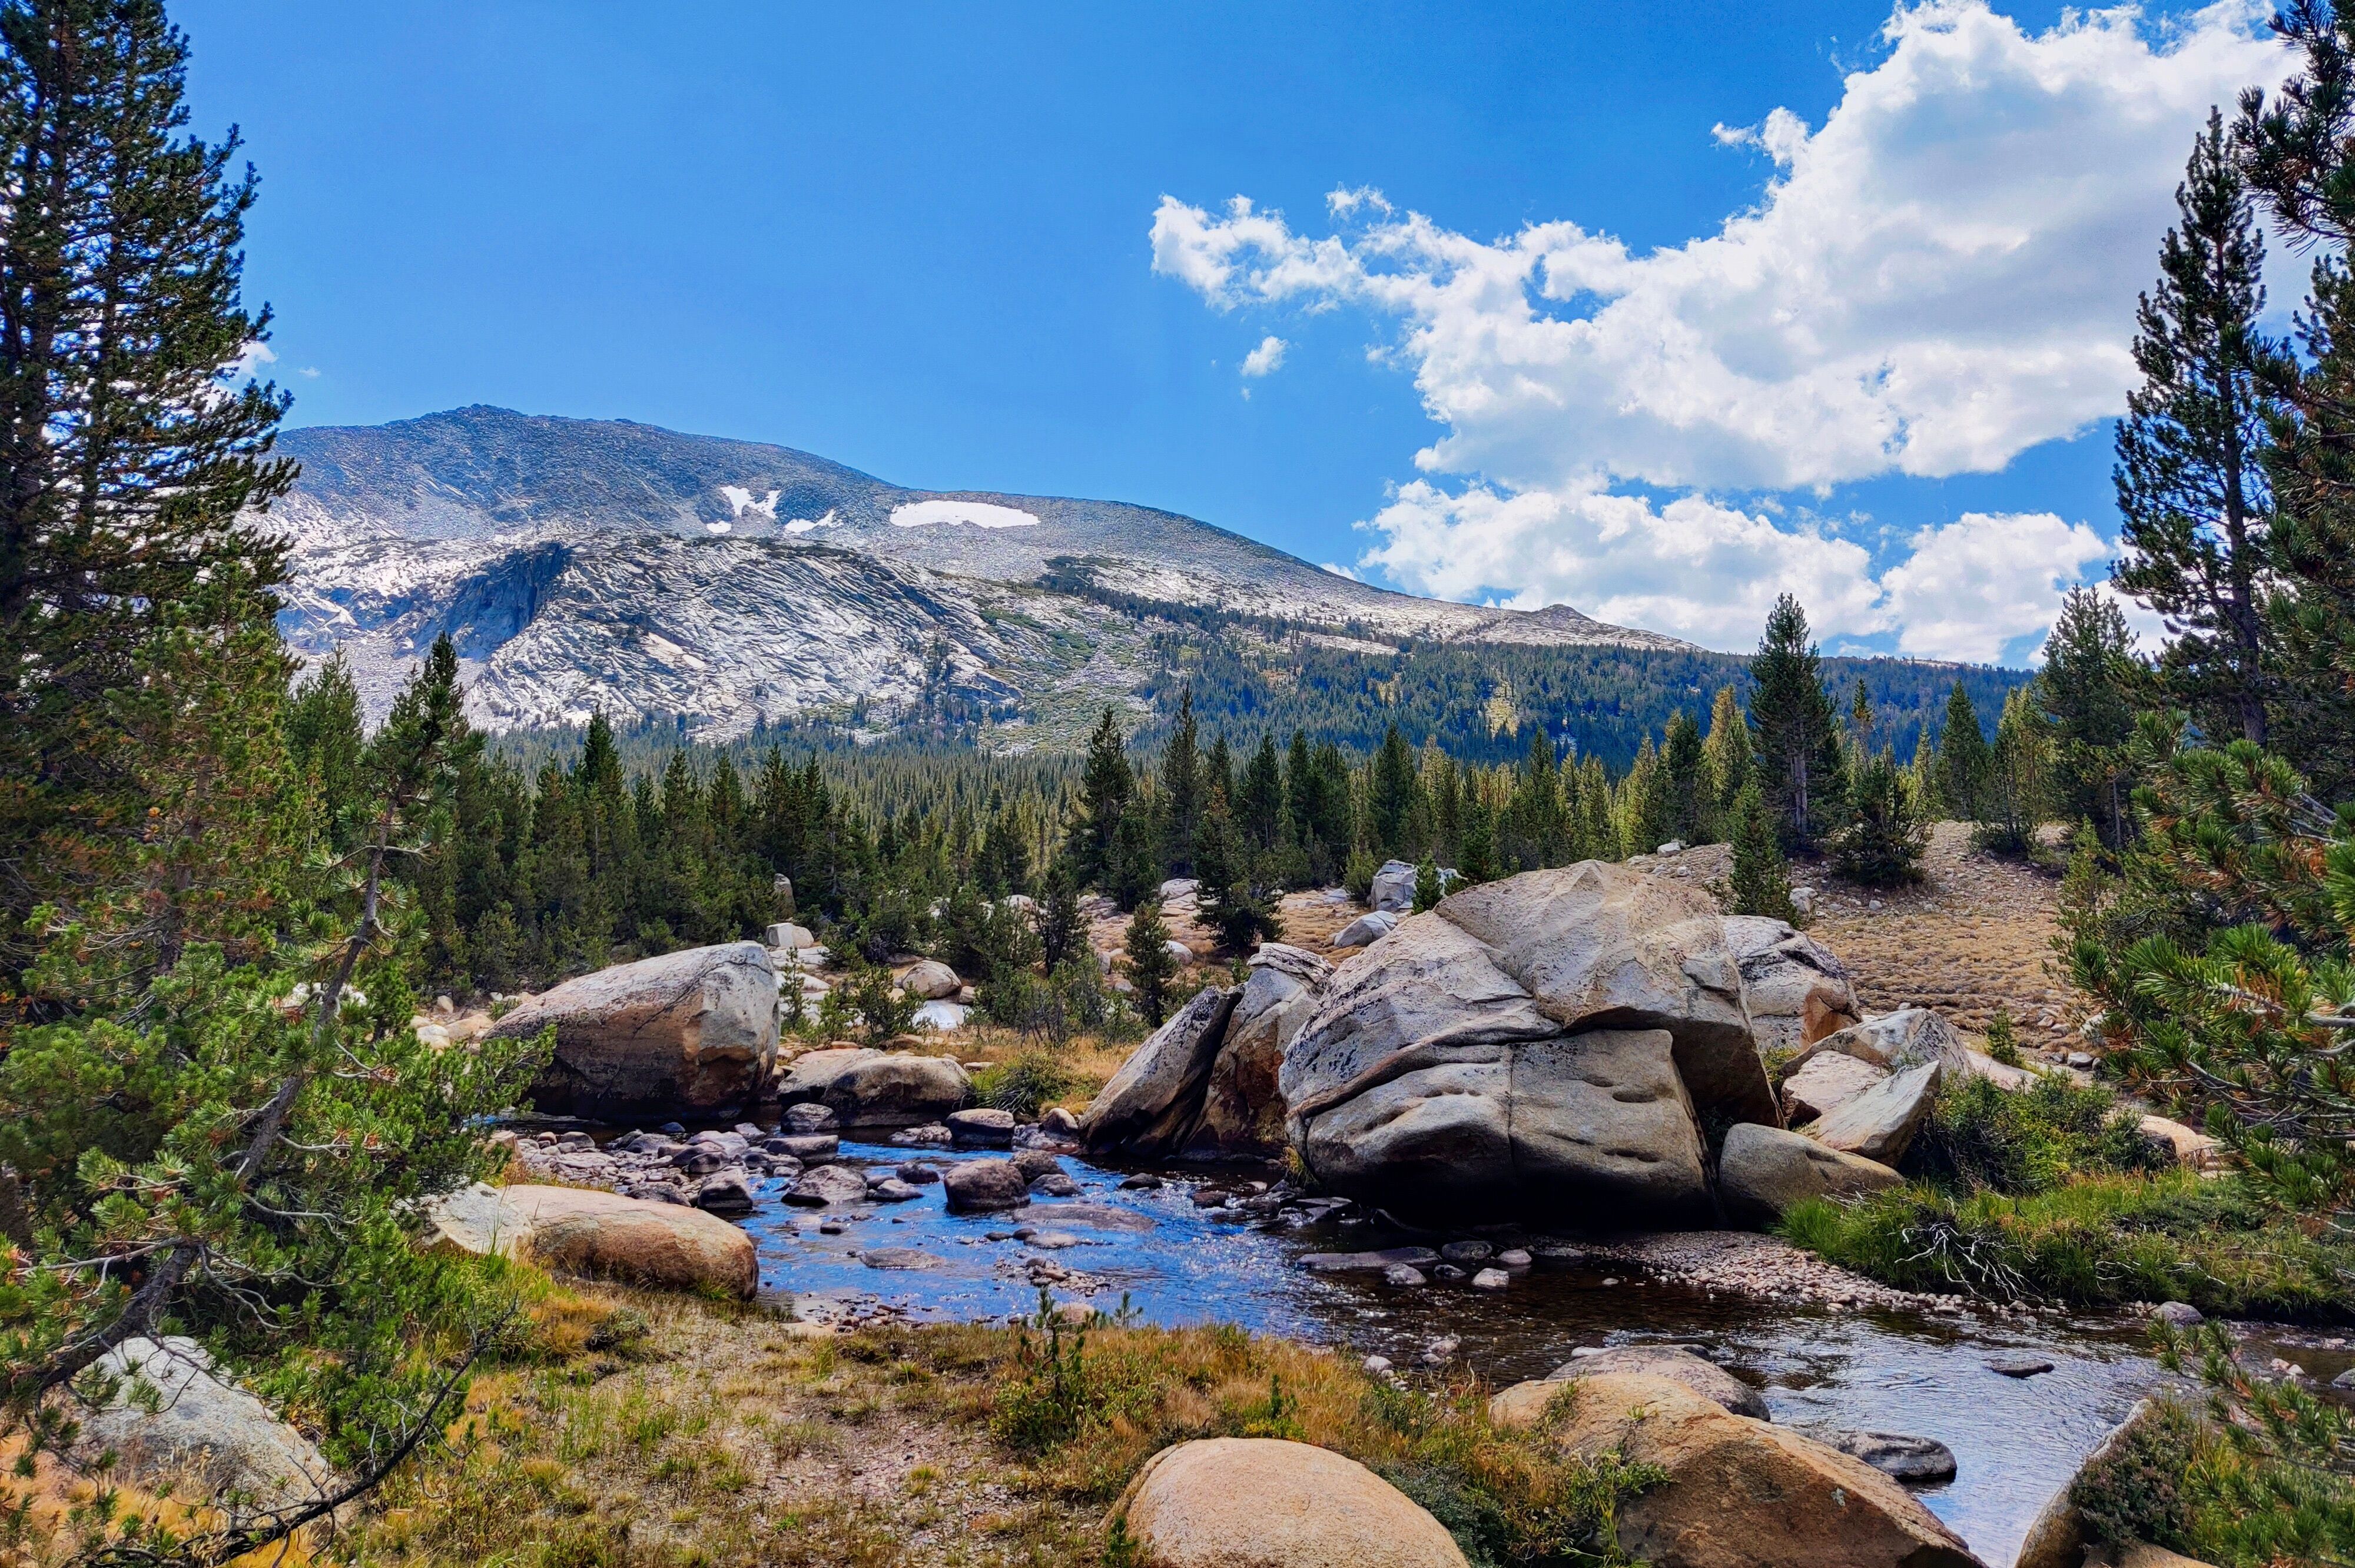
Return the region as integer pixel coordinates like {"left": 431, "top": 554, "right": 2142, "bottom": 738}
{"left": 264, "top": 405, "right": 1696, "bottom": 743}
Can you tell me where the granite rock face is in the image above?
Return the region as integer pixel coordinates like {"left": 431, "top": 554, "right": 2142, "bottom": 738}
{"left": 1077, "top": 987, "right": 1240, "bottom": 1158}
{"left": 1185, "top": 944, "right": 1334, "bottom": 1157}
{"left": 81, "top": 1338, "right": 339, "bottom": 1513}
{"left": 1278, "top": 862, "right": 1783, "bottom": 1221}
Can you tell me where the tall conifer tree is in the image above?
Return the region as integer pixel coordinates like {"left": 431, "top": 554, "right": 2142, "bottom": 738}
{"left": 1747, "top": 595, "right": 1843, "bottom": 853}
{"left": 2113, "top": 109, "right": 2276, "bottom": 749}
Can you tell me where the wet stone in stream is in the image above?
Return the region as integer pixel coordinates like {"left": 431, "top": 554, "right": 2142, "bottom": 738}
{"left": 696, "top": 1136, "right": 2178, "bottom": 1567}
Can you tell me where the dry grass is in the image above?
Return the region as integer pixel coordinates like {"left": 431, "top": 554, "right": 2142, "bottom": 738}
{"left": 1803, "top": 822, "right": 2077, "bottom": 1040}
{"left": 333, "top": 1278, "right": 1652, "bottom": 1568}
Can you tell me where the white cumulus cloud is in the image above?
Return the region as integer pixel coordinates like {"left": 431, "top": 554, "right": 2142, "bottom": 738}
{"left": 1240, "top": 335, "right": 1289, "bottom": 378}
{"left": 1150, "top": 0, "right": 2287, "bottom": 657}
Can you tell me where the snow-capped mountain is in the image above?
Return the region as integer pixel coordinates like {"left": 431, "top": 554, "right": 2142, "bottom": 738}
{"left": 267, "top": 406, "right": 1691, "bottom": 741}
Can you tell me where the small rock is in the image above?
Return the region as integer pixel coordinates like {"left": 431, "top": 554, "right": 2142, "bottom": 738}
{"left": 2331, "top": 1368, "right": 2355, "bottom": 1390}
{"left": 1120, "top": 1173, "right": 1165, "bottom": 1190}
{"left": 1471, "top": 1267, "right": 1510, "bottom": 1290}
{"left": 1010, "top": 1149, "right": 1066, "bottom": 1181}
{"left": 1986, "top": 1353, "right": 2055, "bottom": 1378}
{"left": 782, "top": 1102, "right": 839, "bottom": 1134}
{"left": 1496, "top": 1248, "right": 1532, "bottom": 1267}
{"left": 1027, "top": 1231, "right": 1084, "bottom": 1250}
{"left": 890, "top": 1123, "right": 953, "bottom": 1147}
{"left": 1439, "top": 1240, "right": 1495, "bottom": 1264}
{"left": 1432, "top": 1263, "right": 1466, "bottom": 1282}
{"left": 942, "top": 1158, "right": 1031, "bottom": 1214}
{"left": 817, "top": 1220, "right": 845, "bottom": 1234}
{"left": 860, "top": 1247, "right": 944, "bottom": 1270}
{"left": 1812, "top": 1429, "right": 1959, "bottom": 1484}
{"left": 1040, "top": 1106, "right": 1080, "bottom": 1137}
{"left": 769, "top": 1133, "right": 840, "bottom": 1160}
{"left": 1363, "top": 1355, "right": 1394, "bottom": 1376}
{"left": 1030, "top": 1173, "right": 1083, "bottom": 1198}
{"left": 948, "top": 1107, "right": 1017, "bottom": 1147}
{"left": 2066, "top": 1051, "right": 2096, "bottom": 1070}
{"left": 1382, "top": 1264, "right": 1428, "bottom": 1287}
{"left": 867, "top": 1177, "right": 921, "bottom": 1203}
{"left": 691, "top": 1171, "right": 755, "bottom": 1214}
{"left": 1418, "top": 1335, "right": 1460, "bottom": 1365}
{"left": 2154, "top": 1301, "right": 2203, "bottom": 1328}
{"left": 782, "top": 1164, "right": 870, "bottom": 1207}
{"left": 896, "top": 1162, "right": 943, "bottom": 1184}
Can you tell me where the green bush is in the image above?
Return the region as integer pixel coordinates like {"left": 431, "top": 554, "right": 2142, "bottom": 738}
{"left": 1780, "top": 1171, "right": 2354, "bottom": 1318}
{"left": 972, "top": 1051, "right": 1076, "bottom": 1118}
{"left": 2071, "top": 1398, "right": 2203, "bottom": 1552}
{"left": 1910, "top": 1074, "right": 2169, "bottom": 1196}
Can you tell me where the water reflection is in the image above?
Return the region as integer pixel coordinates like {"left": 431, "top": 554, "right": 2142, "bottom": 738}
{"left": 741, "top": 1140, "right": 2168, "bottom": 1565}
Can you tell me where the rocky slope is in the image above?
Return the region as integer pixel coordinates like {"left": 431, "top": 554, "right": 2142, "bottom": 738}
{"left": 263, "top": 406, "right": 1691, "bottom": 739}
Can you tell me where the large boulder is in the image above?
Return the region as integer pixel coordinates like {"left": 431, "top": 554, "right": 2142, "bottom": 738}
{"left": 1280, "top": 861, "right": 1781, "bottom": 1220}
{"left": 1331, "top": 910, "right": 1399, "bottom": 949}
{"left": 1490, "top": 1373, "right": 1982, "bottom": 1568}
{"left": 81, "top": 1337, "right": 337, "bottom": 1512}
{"left": 1800, "top": 1060, "right": 1942, "bottom": 1166}
{"left": 1546, "top": 1344, "right": 1769, "bottom": 1418}
{"left": 1282, "top": 915, "right": 1709, "bottom": 1219}
{"left": 424, "top": 1181, "right": 757, "bottom": 1298}
{"left": 899, "top": 959, "right": 961, "bottom": 1000}
{"left": 1186, "top": 944, "right": 1333, "bottom": 1157}
{"left": 1437, "top": 863, "right": 1777, "bottom": 1126}
{"left": 1369, "top": 858, "right": 1421, "bottom": 913}
{"left": 1718, "top": 1122, "right": 1903, "bottom": 1226}
{"left": 1780, "top": 1051, "right": 1888, "bottom": 1124}
{"left": 1108, "top": 1437, "right": 1468, "bottom": 1568}
{"left": 1810, "top": 1008, "right": 1971, "bottom": 1078}
{"left": 1724, "top": 916, "right": 1860, "bottom": 1055}
{"left": 490, "top": 942, "right": 778, "bottom": 1118}
{"left": 1079, "top": 986, "right": 1240, "bottom": 1158}
{"left": 776, "top": 1047, "right": 971, "bottom": 1130}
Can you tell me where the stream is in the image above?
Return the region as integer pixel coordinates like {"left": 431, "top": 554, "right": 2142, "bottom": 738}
{"left": 737, "top": 1140, "right": 2176, "bottom": 1567}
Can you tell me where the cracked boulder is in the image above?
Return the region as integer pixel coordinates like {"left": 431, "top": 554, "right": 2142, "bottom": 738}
{"left": 1277, "top": 863, "right": 1783, "bottom": 1221}
{"left": 1183, "top": 942, "right": 1334, "bottom": 1158}
{"left": 1723, "top": 915, "right": 1860, "bottom": 1055}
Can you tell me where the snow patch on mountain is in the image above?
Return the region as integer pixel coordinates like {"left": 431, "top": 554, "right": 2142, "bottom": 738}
{"left": 890, "top": 499, "right": 1040, "bottom": 530}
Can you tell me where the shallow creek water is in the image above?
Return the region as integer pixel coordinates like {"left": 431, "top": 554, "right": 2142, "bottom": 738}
{"left": 734, "top": 1140, "right": 2173, "bottom": 1567}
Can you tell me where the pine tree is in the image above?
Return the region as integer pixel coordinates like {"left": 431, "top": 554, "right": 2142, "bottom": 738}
{"left": 2112, "top": 109, "right": 2276, "bottom": 749}
{"left": 1726, "top": 779, "right": 1799, "bottom": 922}
{"left": 1828, "top": 749, "right": 1928, "bottom": 888}
{"left": 2038, "top": 587, "right": 2144, "bottom": 849}
{"left": 1748, "top": 595, "right": 1845, "bottom": 853}
{"left": 1161, "top": 687, "right": 1203, "bottom": 875}
{"left": 1122, "top": 899, "right": 1177, "bottom": 1026}
{"left": 1236, "top": 732, "right": 1285, "bottom": 854}
{"left": 1066, "top": 707, "right": 1134, "bottom": 889}
{"left": 1193, "top": 788, "right": 1278, "bottom": 951}
{"left": 1033, "top": 859, "right": 1084, "bottom": 970}
{"left": 1505, "top": 729, "right": 1562, "bottom": 871}
{"left": 1620, "top": 735, "right": 1673, "bottom": 857}
{"left": 1978, "top": 686, "right": 2052, "bottom": 855}
{"left": 1365, "top": 722, "right": 1419, "bottom": 857}
{"left": 1701, "top": 685, "right": 1752, "bottom": 833}
{"left": 1662, "top": 710, "right": 1707, "bottom": 846}
{"left": 1937, "top": 682, "right": 1990, "bottom": 822}
{"left": 1458, "top": 792, "right": 1499, "bottom": 883}
{"left": 0, "top": 0, "right": 297, "bottom": 977}
{"left": 286, "top": 650, "right": 370, "bottom": 854}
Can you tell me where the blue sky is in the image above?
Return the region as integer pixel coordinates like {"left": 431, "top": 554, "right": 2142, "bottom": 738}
{"left": 180, "top": 1, "right": 2290, "bottom": 665}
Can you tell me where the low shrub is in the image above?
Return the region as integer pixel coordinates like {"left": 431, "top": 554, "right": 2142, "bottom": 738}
{"left": 1909, "top": 1074, "right": 2169, "bottom": 1197}
{"left": 971, "top": 1051, "right": 1077, "bottom": 1118}
{"left": 1780, "top": 1171, "right": 2354, "bottom": 1318}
